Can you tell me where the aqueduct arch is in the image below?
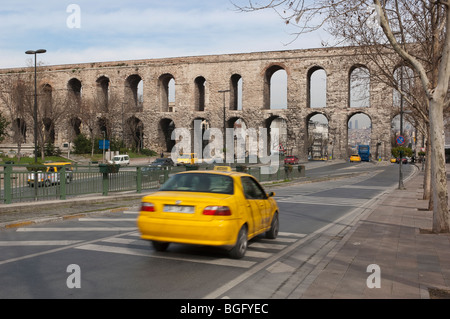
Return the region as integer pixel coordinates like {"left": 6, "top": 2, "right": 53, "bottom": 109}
{"left": 0, "top": 46, "right": 425, "bottom": 161}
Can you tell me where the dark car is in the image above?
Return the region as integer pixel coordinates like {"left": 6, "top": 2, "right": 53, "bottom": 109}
{"left": 284, "top": 155, "right": 299, "bottom": 165}
{"left": 147, "top": 158, "right": 175, "bottom": 170}
{"left": 396, "top": 157, "right": 408, "bottom": 164}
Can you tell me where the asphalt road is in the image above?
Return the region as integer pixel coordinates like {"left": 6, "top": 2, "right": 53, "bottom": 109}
{"left": 0, "top": 161, "right": 414, "bottom": 300}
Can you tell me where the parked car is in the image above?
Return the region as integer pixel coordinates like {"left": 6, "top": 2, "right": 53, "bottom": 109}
{"left": 109, "top": 154, "right": 130, "bottom": 166}
{"left": 284, "top": 155, "right": 299, "bottom": 165}
{"left": 349, "top": 154, "right": 361, "bottom": 162}
{"left": 27, "top": 162, "right": 74, "bottom": 187}
{"left": 137, "top": 166, "right": 279, "bottom": 259}
{"left": 396, "top": 157, "right": 408, "bottom": 164}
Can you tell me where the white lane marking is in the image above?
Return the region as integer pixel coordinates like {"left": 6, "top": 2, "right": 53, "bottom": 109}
{"left": 75, "top": 244, "right": 256, "bottom": 269}
{"left": 78, "top": 218, "right": 137, "bottom": 222}
{"left": 16, "top": 227, "right": 136, "bottom": 232}
{"left": 0, "top": 240, "right": 83, "bottom": 246}
{"left": 278, "top": 196, "right": 366, "bottom": 206}
{"left": 123, "top": 211, "right": 139, "bottom": 214}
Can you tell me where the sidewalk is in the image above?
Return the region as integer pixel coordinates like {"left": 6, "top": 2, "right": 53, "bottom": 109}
{"left": 301, "top": 165, "right": 450, "bottom": 299}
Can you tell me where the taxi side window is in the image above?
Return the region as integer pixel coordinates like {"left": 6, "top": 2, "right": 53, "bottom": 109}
{"left": 241, "top": 176, "right": 266, "bottom": 200}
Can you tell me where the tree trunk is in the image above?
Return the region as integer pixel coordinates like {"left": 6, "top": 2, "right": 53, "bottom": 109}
{"left": 423, "top": 128, "right": 431, "bottom": 201}
{"left": 429, "top": 98, "right": 449, "bottom": 233}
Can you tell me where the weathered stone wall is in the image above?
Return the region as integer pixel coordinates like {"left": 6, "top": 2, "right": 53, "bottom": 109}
{"left": 0, "top": 46, "right": 417, "bottom": 160}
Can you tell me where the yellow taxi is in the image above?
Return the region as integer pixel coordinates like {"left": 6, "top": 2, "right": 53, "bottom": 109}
{"left": 176, "top": 153, "right": 198, "bottom": 165}
{"left": 349, "top": 154, "right": 361, "bottom": 162}
{"left": 27, "top": 162, "right": 74, "bottom": 187}
{"left": 137, "top": 166, "right": 279, "bottom": 259}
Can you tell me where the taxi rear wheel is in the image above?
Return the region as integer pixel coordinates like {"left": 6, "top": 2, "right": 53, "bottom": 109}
{"left": 152, "top": 241, "right": 170, "bottom": 252}
{"left": 266, "top": 212, "right": 279, "bottom": 239}
{"left": 229, "top": 226, "right": 248, "bottom": 259}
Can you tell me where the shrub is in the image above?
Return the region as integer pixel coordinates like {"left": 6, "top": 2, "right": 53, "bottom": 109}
{"left": 73, "top": 134, "right": 92, "bottom": 154}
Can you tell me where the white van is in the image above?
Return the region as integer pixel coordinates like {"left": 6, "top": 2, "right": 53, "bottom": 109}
{"left": 109, "top": 154, "right": 130, "bottom": 166}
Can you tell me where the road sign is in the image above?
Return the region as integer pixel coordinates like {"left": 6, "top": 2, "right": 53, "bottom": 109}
{"left": 396, "top": 135, "right": 405, "bottom": 145}
{"left": 99, "top": 140, "right": 110, "bottom": 150}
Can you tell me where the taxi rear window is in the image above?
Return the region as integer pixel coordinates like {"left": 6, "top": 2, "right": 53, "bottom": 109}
{"left": 160, "top": 173, "right": 234, "bottom": 194}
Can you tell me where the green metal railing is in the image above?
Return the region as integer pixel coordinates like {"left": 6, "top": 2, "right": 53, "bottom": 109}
{"left": 0, "top": 163, "right": 305, "bottom": 204}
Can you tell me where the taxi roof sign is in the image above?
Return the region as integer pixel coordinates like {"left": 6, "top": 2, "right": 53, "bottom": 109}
{"left": 213, "top": 166, "right": 232, "bottom": 171}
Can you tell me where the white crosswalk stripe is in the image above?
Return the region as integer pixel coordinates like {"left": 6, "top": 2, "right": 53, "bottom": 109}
{"left": 0, "top": 240, "right": 83, "bottom": 246}
{"left": 74, "top": 232, "right": 307, "bottom": 269}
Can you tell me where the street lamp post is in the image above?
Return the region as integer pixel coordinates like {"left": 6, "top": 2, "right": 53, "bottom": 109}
{"left": 25, "top": 49, "right": 46, "bottom": 164}
{"left": 218, "top": 90, "right": 230, "bottom": 162}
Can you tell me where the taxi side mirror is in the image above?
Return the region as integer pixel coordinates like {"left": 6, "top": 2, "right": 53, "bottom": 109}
{"left": 268, "top": 192, "right": 275, "bottom": 197}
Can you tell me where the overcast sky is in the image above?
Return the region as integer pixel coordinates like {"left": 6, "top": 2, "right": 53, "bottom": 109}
{"left": 0, "top": 0, "right": 330, "bottom": 69}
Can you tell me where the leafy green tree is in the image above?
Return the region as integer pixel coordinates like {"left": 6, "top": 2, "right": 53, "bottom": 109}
{"left": 391, "top": 146, "right": 412, "bottom": 158}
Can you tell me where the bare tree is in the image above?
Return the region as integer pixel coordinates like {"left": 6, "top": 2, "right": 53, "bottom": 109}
{"left": 234, "top": 0, "right": 449, "bottom": 233}
{"left": 0, "top": 75, "right": 33, "bottom": 161}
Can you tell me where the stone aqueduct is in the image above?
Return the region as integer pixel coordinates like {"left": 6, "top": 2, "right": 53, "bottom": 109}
{"left": 0, "top": 46, "right": 415, "bottom": 161}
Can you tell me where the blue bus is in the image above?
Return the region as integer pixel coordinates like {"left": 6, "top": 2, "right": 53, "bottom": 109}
{"left": 358, "top": 145, "right": 370, "bottom": 161}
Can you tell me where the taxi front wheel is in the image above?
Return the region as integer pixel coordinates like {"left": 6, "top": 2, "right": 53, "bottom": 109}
{"left": 229, "top": 226, "right": 248, "bottom": 259}
{"left": 152, "top": 241, "right": 170, "bottom": 252}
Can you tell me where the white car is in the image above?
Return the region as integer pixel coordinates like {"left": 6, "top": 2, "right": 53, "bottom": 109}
{"left": 109, "top": 155, "right": 130, "bottom": 166}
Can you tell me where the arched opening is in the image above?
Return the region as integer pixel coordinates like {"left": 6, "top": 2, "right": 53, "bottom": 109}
{"left": 349, "top": 66, "right": 370, "bottom": 108}
{"left": 348, "top": 113, "right": 372, "bottom": 157}
{"left": 159, "top": 118, "right": 176, "bottom": 152}
{"left": 264, "top": 116, "right": 288, "bottom": 154}
{"left": 228, "top": 117, "right": 248, "bottom": 160}
{"left": 264, "top": 65, "right": 287, "bottom": 110}
{"left": 70, "top": 117, "right": 82, "bottom": 138}
{"left": 12, "top": 118, "right": 27, "bottom": 143}
{"left": 42, "top": 117, "right": 55, "bottom": 144}
{"left": 159, "top": 74, "right": 176, "bottom": 112}
{"left": 96, "top": 76, "right": 110, "bottom": 107}
{"left": 126, "top": 116, "right": 144, "bottom": 151}
{"left": 125, "top": 74, "right": 143, "bottom": 109}
{"left": 307, "top": 113, "right": 329, "bottom": 160}
{"left": 230, "top": 74, "right": 243, "bottom": 110}
{"left": 194, "top": 76, "right": 206, "bottom": 111}
{"left": 97, "top": 117, "right": 110, "bottom": 139}
{"left": 191, "top": 117, "right": 211, "bottom": 153}
{"left": 391, "top": 114, "right": 416, "bottom": 150}
{"left": 67, "top": 78, "right": 82, "bottom": 105}
{"left": 393, "top": 65, "right": 415, "bottom": 108}
{"left": 41, "top": 84, "right": 53, "bottom": 118}
{"left": 308, "top": 67, "right": 327, "bottom": 108}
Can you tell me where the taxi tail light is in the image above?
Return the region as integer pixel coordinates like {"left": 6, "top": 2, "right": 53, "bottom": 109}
{"left": 203, "top": 206, "right": 232, "bottom": 216}
{"left": 141, "top": 202, "right": 155, "bottom": 212}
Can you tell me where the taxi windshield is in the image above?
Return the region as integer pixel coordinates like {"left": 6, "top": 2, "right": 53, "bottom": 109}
{"left": 160, "top": 173, "right": 234, "bottom": 194}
